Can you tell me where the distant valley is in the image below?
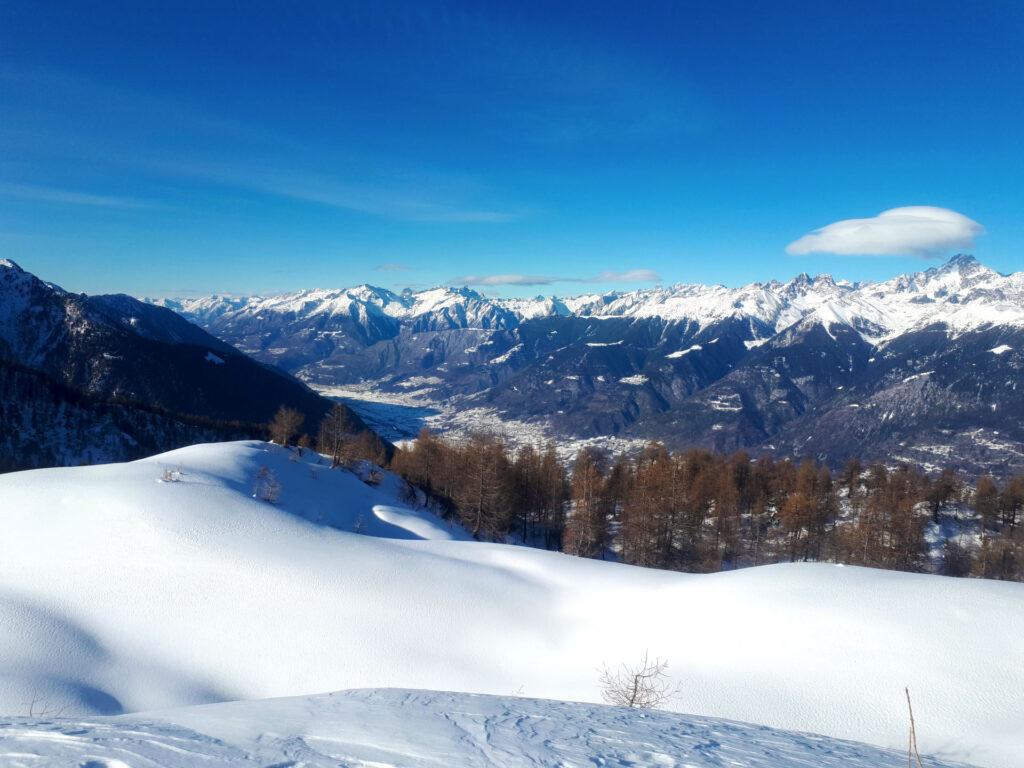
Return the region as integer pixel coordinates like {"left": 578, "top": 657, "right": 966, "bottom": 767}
{"left": 157, "top": 254, "right": 1024, "bottom": 476}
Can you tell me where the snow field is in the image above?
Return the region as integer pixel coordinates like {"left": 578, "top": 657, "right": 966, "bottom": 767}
{"left": 0, "top": 441, "right": 1021, "bottom": 767}
{"left": 0, "top": 689, "right": 979, "bottom": 767}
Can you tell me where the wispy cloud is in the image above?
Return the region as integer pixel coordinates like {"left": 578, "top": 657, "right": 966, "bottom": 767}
{"left": 448, "top": 269, "right": 661, "bottom": 287}
{"left": 236, "top": 174, "right": 515, "bottom": 223}
{"left": 155, "top": 160, "right": 519, "bottom": 224}
{"left": 373, "top": 263, "right": 411, "bottom": 272}
{"left": 0, "top": 181, "right": 157, "bottom": 210}
{"left": 1, "top": 69, "right": 520, "bottom": 224}
{"left": 594, "top": 269, "right": 661, "bottom": 282}
{"left": 786, "top": 207, "right": 984, "bottom": 257}
{"left": 450, "top": 273, "right": 562, "bottom": 286}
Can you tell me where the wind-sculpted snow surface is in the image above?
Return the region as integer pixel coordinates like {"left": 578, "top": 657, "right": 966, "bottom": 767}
{"left": 0, "top": 442, "right": 1021, "bottom": 767}
{"left": 0, "top": 689, "right": 979, "bottom": 768}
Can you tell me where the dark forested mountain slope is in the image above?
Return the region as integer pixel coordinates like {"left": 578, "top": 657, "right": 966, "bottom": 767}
{"left": 0, "top": 260, "right": 367, "bottom": 470}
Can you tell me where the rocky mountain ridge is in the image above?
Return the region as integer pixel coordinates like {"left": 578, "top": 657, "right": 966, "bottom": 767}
{"left": 156, "top": 255, "right": 1024, "bottom": 475}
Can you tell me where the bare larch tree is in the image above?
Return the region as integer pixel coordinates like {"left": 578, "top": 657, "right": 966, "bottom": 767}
{"left": 599, "top": 651, "right": 678, "bottom": 709}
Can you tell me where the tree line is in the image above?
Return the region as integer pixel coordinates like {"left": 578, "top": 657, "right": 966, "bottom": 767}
{"left": 267, "top": 404, "right": 1023, "bottom": 583}
{"left": 270, "top": 404, "right": 389, "bottom": 467}
{"left": 387, "top": 429, "right": 1024, "bottom": 582}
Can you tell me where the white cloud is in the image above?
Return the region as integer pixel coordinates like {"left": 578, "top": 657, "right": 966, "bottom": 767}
{"left": 451, "top": 274, "right": 561, "bottom": 286}
{"left": 179, "top": 164, "right": 518, "bottom": 223}
{"left": 448, "top": 269, "right": 661, "bottom": 287}
{"left": 786, "top": 207, "right": 984, "bottom": 257}
{"left": 0, "top": 181, "right": 156, "bottom": 210}
{"left": 594, "top": 269, "right": 661, "bottom": 282}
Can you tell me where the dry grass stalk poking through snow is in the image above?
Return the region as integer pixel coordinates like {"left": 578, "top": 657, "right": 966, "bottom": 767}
{"left": 599, "top": 651, "right": 678, "bottom": 709}
{"left": 906, "top": 687, "right": 925, "bottom": 768}
{"left": 24, "top": 693, "right": 65, "bottom": 718}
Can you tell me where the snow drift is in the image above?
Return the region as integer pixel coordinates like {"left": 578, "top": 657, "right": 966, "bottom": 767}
{"left": 0, "top": 441, "right": 1021, "bottom": 767}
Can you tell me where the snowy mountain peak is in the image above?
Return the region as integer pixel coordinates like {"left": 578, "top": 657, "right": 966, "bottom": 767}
{"left": 345, "top": 283, "right": 403, "bottom": 302}
{"left": 944, "top": 252, "right": 981, "bottom": 269}
{"left": 925, "top": 253, "right": 993, "bottom": 282}
{"left": 0, "top": 259, "right": 45, "bottom": 295}
{"left": 155, "top": 255, "right": 1024, "bottom": 349}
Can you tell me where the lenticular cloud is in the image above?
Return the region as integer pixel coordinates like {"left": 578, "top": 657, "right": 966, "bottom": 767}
{"left": 786, "top": 206, "right": 983, "bottom": 257}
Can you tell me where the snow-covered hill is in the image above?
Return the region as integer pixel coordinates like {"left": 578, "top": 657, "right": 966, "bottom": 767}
{"left": 0, "top": 441, "right": 1021, "bottom": 767}
{"left": 153, "top": 256, "right": 1024, "bottom": 474}
{"left": 0, "top": 689, "right": 978, "bottom": 768}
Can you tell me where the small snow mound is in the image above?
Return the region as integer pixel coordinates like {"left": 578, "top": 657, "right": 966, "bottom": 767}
{"left": 990, "top": 344, "right": 1012, "bottom": 355}
{"left": 619, "top": 374, "right": 649, "bottom": 385}
{"left": 204, "top": 351, "right": 225, "bottom": 365}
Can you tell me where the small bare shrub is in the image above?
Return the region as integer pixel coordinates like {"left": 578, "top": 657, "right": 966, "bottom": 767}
{"left": 24, "top": 692, "right": 66, "bottom": 718}
{"left": 253, "top": 466, "right": 281, "bottom": 504}
{"left": 599, "top": 651, "right": 678, "bottom": 709}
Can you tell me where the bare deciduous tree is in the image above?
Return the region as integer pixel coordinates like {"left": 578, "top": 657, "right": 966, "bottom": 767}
{"left": 563, "top": 447, "right": 610, "bottom": 558}
{"left": 317, "top": 404, "right": 358, "bottom": 467}
{"left": 598, "top": 651, "right": 678, "bottom": 709}
{"left": 269, "top": 405, "right": 304, "bottom": 447}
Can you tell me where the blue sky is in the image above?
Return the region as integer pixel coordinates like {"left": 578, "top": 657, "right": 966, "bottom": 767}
{"left": 1, "top": 1, "right": 1023, "bottom": 297}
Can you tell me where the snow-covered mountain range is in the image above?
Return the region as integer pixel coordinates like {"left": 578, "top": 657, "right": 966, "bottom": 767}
{"left": 157, "top": 255, "right": 1024, "bottom": 475}
{"left": 160, "top": 254, "right": 1024, "bottom": 345}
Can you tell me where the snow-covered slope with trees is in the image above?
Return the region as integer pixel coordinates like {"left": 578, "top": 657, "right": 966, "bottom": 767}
{"left": 0, "top": 689, "right": 978, "bottom": 768}
{"left": 155, "top": 256, "right": 1024, "bottom": 475}
{"left": 0, "top": 441, "right": 1021, "bottom": 767}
